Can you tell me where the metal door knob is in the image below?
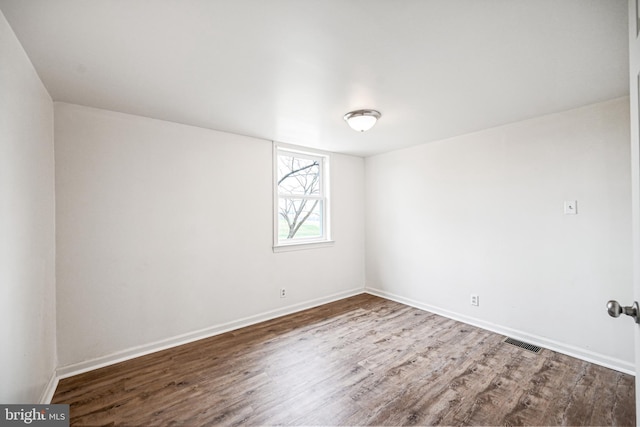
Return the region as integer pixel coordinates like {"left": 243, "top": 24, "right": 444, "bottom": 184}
{"left": 607, "top": 300, "right": 640, "bottom": 323}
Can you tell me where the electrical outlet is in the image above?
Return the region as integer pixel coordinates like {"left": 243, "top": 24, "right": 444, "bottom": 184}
{"left": 470, "top": 294, "right": 479, "bottom": 306}
{"left": 280, "top": 288, "right": 286, "bottom": 298}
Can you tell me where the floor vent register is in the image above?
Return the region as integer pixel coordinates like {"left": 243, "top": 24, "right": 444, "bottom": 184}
{"left": 503, "top": 337, "right": 542, "bottom": 354}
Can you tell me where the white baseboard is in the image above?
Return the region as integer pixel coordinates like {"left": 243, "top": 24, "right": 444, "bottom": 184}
{"left": 365, "top": 287, "right": 635, "bottom": 376}
{"left": 56, "top": 288, "right": 365, "bottom": 380}
{"left": 39, "top": 371, "right": 59, "bottom": 404}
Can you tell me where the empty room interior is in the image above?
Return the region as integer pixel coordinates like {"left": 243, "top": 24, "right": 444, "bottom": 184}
{"left": 2, "top": 0, "right": 640, "bottom": 425}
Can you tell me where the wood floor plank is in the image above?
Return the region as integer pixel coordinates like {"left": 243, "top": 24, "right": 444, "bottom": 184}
{"left": 52, "top": 294, "right": 635, "bottom": 426}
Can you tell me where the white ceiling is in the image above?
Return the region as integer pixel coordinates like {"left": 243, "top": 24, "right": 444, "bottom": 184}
{"left": 0, "top": 0, "right": 629, "bottom": 156}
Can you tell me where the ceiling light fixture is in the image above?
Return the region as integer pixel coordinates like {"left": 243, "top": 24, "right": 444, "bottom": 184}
{"left": 343, "top": 109, "right": 381, "bottom": 132}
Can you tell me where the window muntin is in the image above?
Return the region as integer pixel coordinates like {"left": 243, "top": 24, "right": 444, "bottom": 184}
{"left": 274, "top": 145, "right": 329, "bottom": 247}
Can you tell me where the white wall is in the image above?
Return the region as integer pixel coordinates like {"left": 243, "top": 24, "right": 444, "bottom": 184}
{"left": 365, "top": 98, "right": 634, "bottom": 372}
{"left": 55, "top": 103, "right": 365, "bottom": 369}
{"left": 0, "top": 11, "right": 56, "bottom": 402}
{"left": 54, "top": 99, "right": 633, "bottom": 373}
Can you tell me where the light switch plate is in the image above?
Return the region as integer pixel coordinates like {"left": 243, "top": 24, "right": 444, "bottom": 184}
{"left": 564, "top": 200, "right": 577, "bottom": 215}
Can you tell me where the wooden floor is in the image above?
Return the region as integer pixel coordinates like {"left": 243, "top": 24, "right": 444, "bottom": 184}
{"left": 53, "top": 294, "right": 635, "bottom": 426}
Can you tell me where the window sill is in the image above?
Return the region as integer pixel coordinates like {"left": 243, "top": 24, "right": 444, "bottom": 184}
{"left": 273, "top": 240, "right": 335, "bottom": 253}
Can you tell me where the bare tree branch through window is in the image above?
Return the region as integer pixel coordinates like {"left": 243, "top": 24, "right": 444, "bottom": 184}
{"left": 276, "top": 149, "right": 327, "bottom": 242}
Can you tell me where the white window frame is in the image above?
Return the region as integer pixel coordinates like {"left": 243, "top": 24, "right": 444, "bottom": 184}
{"left": 273, "top": 142, "right": 333, "bottom": 252}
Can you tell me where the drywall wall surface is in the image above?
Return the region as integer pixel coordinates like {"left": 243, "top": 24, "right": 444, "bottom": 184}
{"left": 365, "top": 98, "right": 634, "bottom": 370}
{"left": 0, "top": 10, "right": 56, "bottom": 402}
{"left": 55, "top": 103, "right": 365, "bottom": 367}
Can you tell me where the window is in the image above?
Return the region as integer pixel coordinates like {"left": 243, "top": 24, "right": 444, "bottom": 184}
{"left": 274, "top": 144, "right": 331, "bottom": 250}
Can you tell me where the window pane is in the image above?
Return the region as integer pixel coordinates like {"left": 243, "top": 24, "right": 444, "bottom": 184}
{"left": 277, "top": 154, "right": 320, "bottom": 196}
{"left": 278, "top": 198, "right": 323, "bottom": 240}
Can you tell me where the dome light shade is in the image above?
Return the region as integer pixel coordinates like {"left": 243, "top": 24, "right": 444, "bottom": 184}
{"left": 343, "top": 109, "right": 381, "bottom": 132}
